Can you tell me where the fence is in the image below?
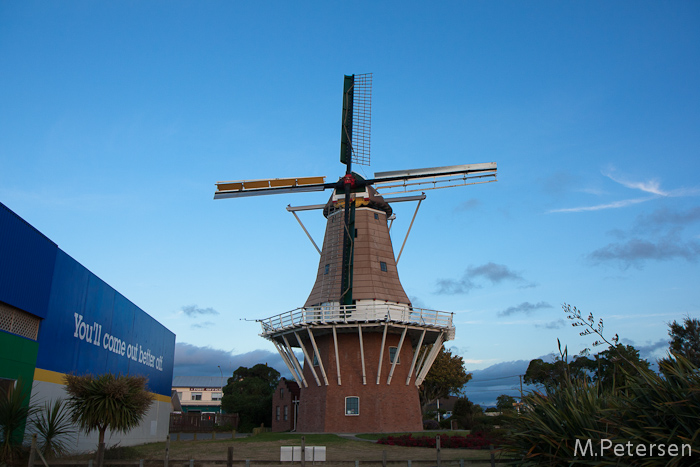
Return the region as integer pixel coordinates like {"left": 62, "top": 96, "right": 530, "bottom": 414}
{"left": 169, "top": 413, "right": 239, "bottom": 432}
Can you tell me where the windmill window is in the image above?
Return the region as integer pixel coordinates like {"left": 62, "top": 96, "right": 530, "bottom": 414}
{"left": 380, "top": 261, "right": 387, "bottom": 272}
{"left": 324, "top": 264, "right": 330, "bottom": 275}
{"left": 374, "top": 213, "right": 379, "bottom": 220}
{"left": 312, "top": 353, "right": 319, "bottom": 366}
{"left": 284, "top": 405, "right": 289, "bottom": 421}
{"left": 389, "top": 346, "right": 400, "bottom": 364}
{"left": 345, "top": 396, "right": 359, "bottom": 416}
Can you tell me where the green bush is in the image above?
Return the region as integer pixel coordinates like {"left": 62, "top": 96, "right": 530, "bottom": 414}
{"left": 502, "top": 354, "right": 699, "bottom": 465}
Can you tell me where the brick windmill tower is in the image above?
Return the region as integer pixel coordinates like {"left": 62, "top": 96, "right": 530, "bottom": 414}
{"left": 214, "top": 74, "right": 497, "bottom": 432}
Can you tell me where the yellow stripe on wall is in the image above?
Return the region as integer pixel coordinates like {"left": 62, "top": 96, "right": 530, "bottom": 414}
{"left": 33, "top": 368, "right": 172, "bottom": 403}
{"left": 34, "top": 368, "right": 65, "bottom": 384}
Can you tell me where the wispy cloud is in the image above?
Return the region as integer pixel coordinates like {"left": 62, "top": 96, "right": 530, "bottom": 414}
{"left": 455, "top": 199, "right": 480, "bottom": 212}
{"left": 191, "top": 321, "right": 216, "bottom": 329}
{"left": 534, "top": 319, "right": 566, "bottom": 330}
{"left": 548, "top": 197, "right": 653, "bottom": 213}
{"left": 588, "top": 234, "right": 700, "bottom": 269}
{"left": 498, "top": 301, "right": 552, "bottom": 317}
{"left": 635, "top": 206, "right": 700, "bottom": 231}
{"left": 181, "top": 305, "right": 219, "bottom": 317}
{"left": 549, "top": 168, "right": 699, "bottom": 214}
{"left": 603, "top": 169, "right": 668, "bottom": 196}
{"left": 435, "top": 262, "right": 536, "bottom": 295}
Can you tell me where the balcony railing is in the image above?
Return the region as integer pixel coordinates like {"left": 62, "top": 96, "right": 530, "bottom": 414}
{"left": 259, "top": 303, "right": 454, "bottom": 336}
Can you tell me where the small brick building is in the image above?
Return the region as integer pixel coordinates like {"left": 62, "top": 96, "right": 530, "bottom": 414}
{"left": 271, "top": 377, "right": 300, "bottom": 432}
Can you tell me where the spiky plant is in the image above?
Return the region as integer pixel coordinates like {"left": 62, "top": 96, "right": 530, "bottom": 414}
{"left": 30, "top": 399, "right": 75, "bottom": 458}
{"left": 63, "top": 374, "right": 153, "bottom": 467}
{"left": 502, "top": 376, "right": 615, "bottom": 466}
{"left": 606, "top": 354, "right": 700, "bottom": 465}
{"left": 0, "top": 379, "right": 37, "bottom": 465}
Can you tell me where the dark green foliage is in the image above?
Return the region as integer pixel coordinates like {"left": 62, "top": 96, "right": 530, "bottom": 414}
{"left": 221, "top": 364, "right": 280, "bottom": 432}
{"left": 525, "top": 345, "right": 650, "bottom": 392}
{"left": 419, "top": 347, "right": 471, "bottom": 413}
{"left": 664, "top": 316, "right": 700, "bottom": 367}
{"left": 504, "top": 306, "right": 700, "bottom": 465}
{"left": 422, "top": 419, "right": 439, "bottom": 430}
{"left": 30, "top": 399, "right": 75, "bottom": 458}
{"left": 496, "top": 394, "right": 517, "bottom": 412}
{"left": 0, "top": 379, "right": 36, "bottom": 464}
{"left": 64, "top": 373, "right": 153, "bottom": 467}
{"left": 450, "top": 397, "right": 483, "bottom": 430}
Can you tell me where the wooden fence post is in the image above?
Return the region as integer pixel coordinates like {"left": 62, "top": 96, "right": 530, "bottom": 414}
{"left": 164, "top": 434, "right": 170, "bottom": 467}
{"left": 301, "top": 436, "right": 306, "bottom": 467}
{"left": 490, "top": 444, "right": 495, "bottom": 467}
{"left": 227, "top": 446, "right": 233, "bottom": 467}
{"left": 27, "top": 434, "right": 37, "bottom": 467}
{"left": 436, "top": 435, "right": 441, "bottom": 467}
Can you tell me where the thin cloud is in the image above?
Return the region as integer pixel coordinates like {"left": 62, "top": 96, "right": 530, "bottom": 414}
{"left": 636, "top": 206, "right": 700, "bottom": 231}
{"left": 435, "top": 278, "right": 478, "bottom": 294}
{"left": 455, "top": 199, "right": 480, "bottom": 212}
{"left": 435, "top": 262, "right": 535, "bottom": 295}
{"left": 181, "top": 305, "right": 220, "bottom": 317}
{"left": 498, "top": 301, "right": 552, "bottom": 317}
{"left": 534, "top": 319, "right": 567, "bottom": 330}
{"left": 603, "top": 170, "right": 668, "bottom": 196}
{"left": 588, "top": 234, "right": 700, "bottom": 269}
{"left": 548, "top": 168, "right": 699, "bottom": 214}
{"left": 191, "top": 321, "right": 215, "bottom": 329}
{"left": 548, "top": 197, "right": 652, "bottom": 213}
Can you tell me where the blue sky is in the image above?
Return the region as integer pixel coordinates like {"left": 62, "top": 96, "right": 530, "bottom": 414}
{"left": 2, "top": 1, "right": 699, "bottom": 405}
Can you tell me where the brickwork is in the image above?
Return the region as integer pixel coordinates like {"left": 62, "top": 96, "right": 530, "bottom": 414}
{"left": 296, "top": 327, "right": 423, "bottom": 433}
{"left": 271, "top": 378, "right": 300, "bottom": 432}
{"left": 305, "top": 188, "right": 410, "bottom": 307}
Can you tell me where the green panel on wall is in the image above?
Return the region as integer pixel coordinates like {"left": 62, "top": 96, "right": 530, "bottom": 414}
{"left": 0, "top": 331, "right": 39, "bottom": 384}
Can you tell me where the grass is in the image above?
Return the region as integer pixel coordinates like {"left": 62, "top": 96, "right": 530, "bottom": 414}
{"left": 60, "top": 432, "right": 495, "bottom": 465}
{"left": 355, "top": 430, "right": 471, "bottom": 440}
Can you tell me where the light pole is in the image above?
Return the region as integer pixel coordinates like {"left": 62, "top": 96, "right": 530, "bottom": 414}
{"left": 217, "top": 366, "right": 224, "bottom": 414}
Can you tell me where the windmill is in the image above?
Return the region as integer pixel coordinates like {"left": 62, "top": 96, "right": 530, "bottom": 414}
{"left": 214, "top": 74, "right": 497, "bottom": 432}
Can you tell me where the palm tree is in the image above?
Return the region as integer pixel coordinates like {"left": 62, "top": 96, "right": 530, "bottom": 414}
{"left": 64, "top": 374, "right": 153, "bottom": 467}
{"left": 0, "top": 379, "right": 37, "bottom": 465}
{"left": 30, "top": 399, "right": 75, "bottom": 458}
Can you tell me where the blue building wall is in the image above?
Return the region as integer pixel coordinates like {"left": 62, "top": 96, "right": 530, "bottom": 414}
{"left": 0, "top": 202, "right": 57, "bottom": 319}
{"left": 36, "top": 250, "right": 175, "bottom": 396}
{"left": 0, "top": 201, "right": 175, "bottom": 397}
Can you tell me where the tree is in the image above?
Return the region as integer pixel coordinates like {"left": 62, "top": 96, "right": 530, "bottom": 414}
{"left": 221, "top": 363, "right": 280, "bottom": 432}
{"left": 666, "top": 316, "right": 700, "bottom": 366}
{"left": 419, "top": 346, "right": 471, "bottom": 413}
{"left": 0, "top": 379, "right": 37, "bottom": 465}
{"left": 451, "top": 396, "right": 482, "bottom": 429}
{"left": 30, "top": 399, "right": 75, "bottom": 458}
{"left": 496, "top": 394, "right": 517, "bottom": 412}
{"left": 64, "top": 374, "right": 153, "bottom": 467}
{"left": 524, "top": 346, "right": 649, "bottom": 391}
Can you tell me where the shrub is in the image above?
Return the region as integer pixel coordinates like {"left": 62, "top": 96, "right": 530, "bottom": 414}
{"left": 501, "top": 355, "right": 700, "bottom": 464}
{"left": 378, "top": 432, "right": 503, "bottom": 449}
{"left": 422, "top": 419, "right": 439, "bottom": 430}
